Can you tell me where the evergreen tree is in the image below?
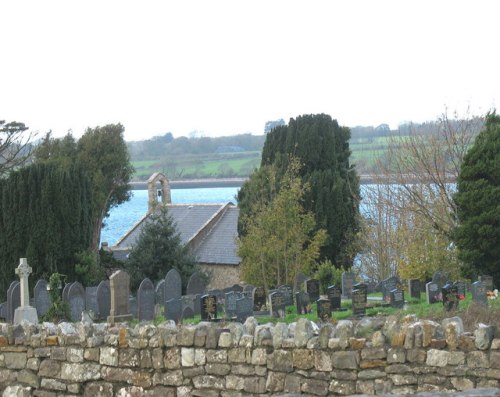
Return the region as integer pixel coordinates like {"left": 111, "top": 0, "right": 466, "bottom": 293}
{"left": 238, "top": 114, "right": 360, "bottom": 269}
{"left": 453, "top": 112, "right": 500, "bottom": 286}
{"left": 125, "top": 206, "right": 197, "bottom": 291}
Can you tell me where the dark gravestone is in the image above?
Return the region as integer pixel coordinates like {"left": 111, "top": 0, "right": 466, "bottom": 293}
{"left": 390, "top": 289, "right": 405, "bottom": 309}
{"left": 165, "top": 269, "right": 182, "bottom": 302}
{"left": 317, "top": 298, "right": 332, "bottom": 322}
{"left": 278, "top": 285, "right": 294, "bottom": 307}
{"left": 67, "top": 282, "right": 85, "bottom": 322}
{"left": 181, "top": 295, "right": 195, "bottom": 314}
{"left": 305, "top": 279, "right": 320, "bottom": 303}
{"left": 232, "top": 284, "right": 243, "bottom": 293}
{"left": 223, "top": 287, "right": 233, "bottom": 295}
{"left": 408, "top": 279, "right": 421, "bottom": 301}
{"left": 442, "top": 283, "right": 459, "bottom": 312}
{"left": 193, "top": 293, "right": 202, "bottom": 315}
{"left": 0, "top": 303, "right": 7, "bottom": 319}
{"left": 353, "top": 283, "right": 368, "bottom": 303}
{"left": 432, "top": 271, "right": 449, "bottom": 290}
{"left": 208, "top": 289, "right": 224, "bottom": 314}
{"left": 269, "top": 291, "right": 285, "bottom": 318}
{"left": 243, "top": 284, "right": 255, "bottom": 294}
{"left": 236, "top": 296, "right": 253, "bottom": 323}
{"left": 253, "top": 287, "right": 266, "bottom": 311}
{"left": 342, "top": 272, "right": 355, "bottom": 299}
{"left": 108, "top": 270, "right": 132, "bottom": 324}
{"left": 165, "top": 298, "right": 182, "bottom": 322}
{"left": 85, "top": 286, "right": 98, "bottom": 315}
{"left": 182, "top": 306, "right": 195, "bottom": 319}
{"left": 426, "top": 281, "right": 441, "bottom": 304}
{"left": 479, "top": 275, "right": 494, "bottom": 291}
{"left": 225, "top": 291, "right": 237, "bottom": 318}
{"left": 351, "top": 288, "right": 366, "bottom": 317}
{"left": 62, "top": 282, "right": 72, "bottom": 303}
{"left": 96, "top": 280, "right": 111, "bottom": 320}
{"left": 296, "top": 291, "right": 311, "bottom": 315}
{"left": 186, "top": 272, "right": 206, "bottom": 296}
{"left": 137, "top": 278, "right": 155, "bottom": 322}
{"left": 471, "top": 281, "right": 488, "bottom": 306}
{"left": 34, "top": 279, "right": 51, "bottom": 318}
{"left": 327, "top": 285, "right": 342, "bottom": 311}
{"left": 454, "top": 281, "right": 466, "bottom": 299}
{"left": 155, "top": 280, "right": 165, "bottom": 305}
{"left": 200, "top": 294, "right": 217, "bottom": 321}
{"left": 381, "top": 276, "right": 399, "bottom": 302}
{"left": 294, "top": 272, "right": 308, "bottom": 292}
{"left": 7, "top": 281, "right": 20, "bottom": 323}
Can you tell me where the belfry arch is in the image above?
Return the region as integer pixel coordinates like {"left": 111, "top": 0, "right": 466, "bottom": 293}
{"left": 147, "top": 172, "right": 171, "bottom": 212}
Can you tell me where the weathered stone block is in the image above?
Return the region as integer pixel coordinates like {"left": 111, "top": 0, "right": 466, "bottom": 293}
{"left": 331, "top": 351, "right": 359, "bottom": 369}
{"left": 218, "top": 332, "right": 232, "bottom": 348}
{"left": 387, "top": 347, "right": 406, "bottom": 363}
{"left": 84, "top": 348, "right": 100, "bottom": 362}
{"left": 119, "top": 348, "right": 140, "bottom": 367}
{"left": 301, "top": 378, "right": 329, "bottom": 396}
{"left": 181, "top": 347, "right": 195, "bottom": 367}
{"left": 329, "top": 379, "right": 356, "bottom": 395}
{"left": 100, "top": 347, "right": 118, "bottom": 366}
{"left": 389, "top": 373, "right": 418, "bottom": 385}
{"left": 182, "top": 366, "right": 205, "bottom": 378}
{"left": 292, "top": 349, "right": 314, "bottom": 370}
{"left": 26, "top": 357, "right": 40, "bottom": 371}
{"left": 251, "top": 348, "right": 267, "bottom": 366}
{"left": 152, "top": 369, "right": 183, "bottom": 386}
{"left": 426, "top": 349, "right": 449, "bottom": 367}
{"left": 360, "top": 359, "right": 386, "bottom": 369}
{"left": 265, "top": 371, "right": 285, "bottom": 392}
{"left": 164, "top": 348, "right": 181, "bottom": 369}
{"left": 490, "top": 351, "right": 500, "bottom": 369}
{"left": 358, "top": 369, "right": 386, "bottom": 380}
{"left": 16, "top": 369, "right": 39, "bottom": 388}
{"left": 406, "top": 348, "right": 426, "bottom": 363}
{"left": 227, "top": 347, "right": 247, "bottom": 364}
{"left": 60, "top": 362, "right": 101, "bottom": 382}
{"left": 356, "top": 379, "right": 375, "bottom": 395}
{"left": 314, "top": 350, "right": 332, "bottom": 371}
{"left": 38, "top": 359, "right": 61, "bottom": 378}
{"left": 193, "top": 375, "right": 225, "bottom": 390}
{"left": 206, "top": 363, "right": 231, "bottom": 376}
{"left": 100, "top": 366, "right": 133, "bottom": 383}
{"left": 4, "top": 352, "right": 27, "bottom": 369}
{"left": 284, "top": 373, "right": 301, "bottom": 394}
{"left": 447, "top": 351, "right": 466, "bottom": 365}
{"left": 206, "top": 349, "right": 227, "bottom": 363}
{"left": 361, "top": 347, "right": 386, "bottom": 360}
{"left": 268, "top": 349, "right": 293, "bottom": 372}
{"left": 41, "top": 378, "right": 66, "bottom": 391}
{"left": 83, "top": 381, "right": 114, "bottom": 397}
{"left": 226, "top": 375, "right": 245, "bottom": 390}
{"left": 132, "top": 371, "right": 152, "bottom": 388}
{"left": 243, "top": 376, "right": 266, "bottom": 393}
{"left": 230, "top": 364, "right": 255, "bottom": 375}
{"left": 451, "top": 377, "right": 475, "bottom": 390}
{"left": 67, "top": 347, "right": 84, "bottom": 363}
{"left": 467, "top": 350, "right": 489, "bottom": 368}
{"left": 385, "top": 364, "right": 410, "bottom": 374}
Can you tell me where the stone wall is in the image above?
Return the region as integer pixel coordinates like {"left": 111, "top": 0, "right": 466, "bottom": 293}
{"left": 0, "top": 315, "right": 498, "bottom": 396}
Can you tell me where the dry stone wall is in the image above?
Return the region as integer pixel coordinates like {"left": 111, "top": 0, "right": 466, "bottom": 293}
{"left": 0, "top": 315, "right": 498, "bottom": 396}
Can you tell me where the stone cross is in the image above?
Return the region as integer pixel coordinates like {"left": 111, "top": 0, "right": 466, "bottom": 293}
{"left": 15, "top": 258, "right": 32, "bottom": 307}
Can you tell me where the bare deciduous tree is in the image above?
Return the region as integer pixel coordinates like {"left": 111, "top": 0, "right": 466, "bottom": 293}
{"left": 0, "top": 120, "right": 38, "bottom": 176}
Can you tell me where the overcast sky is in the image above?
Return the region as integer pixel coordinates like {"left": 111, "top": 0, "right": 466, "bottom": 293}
{"left": 1, "top": 1, "right": 498, "bottom": 141}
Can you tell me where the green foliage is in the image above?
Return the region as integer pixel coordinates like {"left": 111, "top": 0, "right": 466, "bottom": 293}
{"left": 74, "top": 249, "right": 105, "bottom": 287}
{"left": 454, "top": 112, "right": 500, "bottom": 285}
{"left": 239, "top": 114, "right": 361, "bottom": 270}
{"left": 125, "top": 206, "right": 197, "bottom": 291}
{"left": 314, "top": 260, "right": 343, "bottom": 294}
{"left": 42, "top": 273, "right": 70, "bottom": 323}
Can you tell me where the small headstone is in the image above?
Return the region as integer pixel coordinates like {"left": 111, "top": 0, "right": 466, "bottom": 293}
{"left": 181, "top": 295, "right": 195, "bottom": 314}
{"left": 278, "top": 284, "right": 294, "bottom": 307}
{"left": 317, "top": 298, "right": 332, "bottom": 322}
{"left": 165, "top": 298, "right": 182, "bottom": 322}
{"left": 137, "top": 278, "right": 155, "bottom": 322}
{"left": 390, "top": 288, "right": 404, "bottom": 309}
{"left": 342, "top": 272, "right": 355, "bottom": 299}
{"left": 34, "top": 279, "right": 51, "bottom": 318}
{"left": 296, "top": 291, "right": 311, "bottom": 315}
{"left": 0, "top": 302, "right": 7, "bottom": 319}
{"left": 181, "top": 306, "right": 195, "bottom": 320}
{"left": 426, "top": 281, "right": 441, "bottom": 304}
{"left": 208, "top": 289, "right": 224, "bottom": 313}
{"left": 6, "top": 281, "right": 20, "bottom": 323}
{"left": 186, "top": 272, "right": 206, "bottom": 296}
{"left": 305, "top": 279, "right": 320, "bottom": 303}
{"left": 269, "top": 291, "right": 285, "bottom": 318}
{"left": 432, "top": 271, "right": 449, "bottom": 290}
{"left": 193, "top": 293, "right": 202, "bottom": 315}
{"left": 479, "top": 275, "right": 494, "bottom": 291}
{"left": 243, "top": 284, "right": 255, "bottom": 294}
{"left": 67, "top": 282, "right": 85, "bottom": 322}
{"left": 471, "top": 281, "right": 488, "bottom": 306}
{"left": 253, "top": 287, "right": 266, "bottom": 311}
{"left": 327, "top": 285, "right": 342, "bottom": 311}
{"left": 225, "top": 291, "right": 237, "bottom": 318}
{"left": 155, "top": 280, "right": 165, "bottom": 305}
{"left": 200, "top": 294, "right": 217, "bottom": 321}
{"left": 236, "top": 295, "right": 253, "bottom": 323}
{"left": 353, "top": 283, "right": 368, "bottom": 303}
{"left": 107, "top": 270, "right": 133, "bottom": 324}
{"left": 381, "top": 276, "right": 400, "bottom": 302}
{"left": 454, "top": 281, "right": 466, "bottom": 299}
{"left": 165, "top": 268, "right": 182, "bottom": 302}
{"left": 96, "top": 280, "right": 111, "bottom": 320}
{"left": 232, "top": 284, "right": 243, "bottom": 293}
{"left": 62, "top": 282, "right": 72, "bottom": 303}
{"left": 294, "top": 272, "right": 308, "bottom": 292}
{"left": 351, "top": 288, "right": 366, "bottom": 317}
{"left": 408, "top": 279, "right": 421, "bottom": 301}
{"left": 442, "top": 283, "right": 459, "bottom": 311}
{"left": 85, "top": 286, "right": 98, "bottom": 315}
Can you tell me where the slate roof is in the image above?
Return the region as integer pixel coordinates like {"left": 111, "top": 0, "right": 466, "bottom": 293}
{"left": 112, "top": 203, "right": 240, "bottom": 266}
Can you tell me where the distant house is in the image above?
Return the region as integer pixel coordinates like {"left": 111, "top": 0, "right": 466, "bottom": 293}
{"left": 110, "top": 172, "right": 241, "bottom": 289}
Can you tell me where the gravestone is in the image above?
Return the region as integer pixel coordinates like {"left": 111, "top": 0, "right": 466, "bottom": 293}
{"left": 34, "top": 279, "right": 51, "bottom": 318}
{"left": 165, "top": 298, "right": 182, "bottom": 322}
{"left": 62, "top": 282, "right": 72, "bottom": 303}
{"left": 0, "top": 303, "right": 7, "bottom": 319}
{"left": 85, "top": 286, "right": 98, "bottom": 315}
{"left": 269, "top": 291, "right": 285, "bottom": 318}
{"left": 165, "top": 269, "right": 182, "bottom": 302}
{"left": 181, "top": 295, "right": 195, "bottom": 314}
{"left": 471, "top": 281, "right": 488, "bottom": 306}
{"left": 67, "top": 282, "right": 85, "bottom": 322}
{"left": 155, "top": 280, "right": 165, "bottom": 305}
{"left": 182, "top": 306, "right": 194, "bottom": 319}
{"left": 232, "top": 284, "right": 243, "bottom": 293}
{"left": 454, "top": 281, "right": 466, "bottom": 299}
{"left": 186, "top": 272, "right": 206, "bottom": 296}
{"left": 137, "top": 278, "right": 155, "bottom": 322}
{"left": 107, "top": 270, "right": 133, "bottom": 324}
{"left": 342, "top": 272, "right": 355, "bottom": 299}
{"left": 294, "top": 272, "right": 308, "bottom": 292}
{"left": 193, "top": 293, "right": 202, "bottom": 315}
{"left": 96, "top": 280, "right": 111, "bottom": 320}
{"left": 208, "top": 289, "right": 224, "bottom": 313}
{"left": 13, "top": 258, "right": 38, "bottom": 324}
{"left": 351, "top": 287, "right": 366, "bottom": 317}
{"left": 278, "top": 284, "right": 294, "bottom": 307}
{"left": 129, "top": 296, "right": 137, "bottom": 318}
{"left": 317, "top": 298, "right": 332, "bottom": 322}
{"left": 253, "top": 287, "right": 266, "bottom": 311}
{"left": 479, "top": 275, "right": 494, "bottom": 291}
{"left": 296, "top": 291, "right": 311, "bottom": 315}
{"left": 408, "top": 279, "right": 421, "bottom": 301}
{"left": 390, "top": 288, "right": 405, "bottom": 309}
{"left": 236, "top": 295, "right": 253, "bottom": 323}
{"left": 243, "top": 284, "right": 255, "bottom": 295}
{"left": 353, "top": 283, "right": 368, "bottom": 303}
{"left": 7, "top": 281, "right": 20, "bottom": 324}
{"left": 327, "top": 285, "right": 342, "bottom": 311}
{"left": 442, "top": 283, "right": 459, "bottom": 311}
{"left": 225, "top": 291, "right": 237, "bottom": 318}
{"left": 426, "top": 281, "right": 441, "bottom": 304}
{"left": 305, "top": 279, "right": 320, "bottom": 303}
{"left": 200, "top": 294, "right": 217, "bottom": 321}
{"left": 381, "top": 276, "right": 401, "bottom": 302}
{"left": 432, "top": 271, "right": 449, "bottom": 290}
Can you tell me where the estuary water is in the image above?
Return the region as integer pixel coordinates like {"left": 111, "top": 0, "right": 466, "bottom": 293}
{"left": 101, "top": 187, "right": 240, "bottom": 246}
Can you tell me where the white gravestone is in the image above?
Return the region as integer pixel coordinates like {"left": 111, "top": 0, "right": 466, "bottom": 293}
{"left": 13, "top": 258, "right": 38, "bottom": 325}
